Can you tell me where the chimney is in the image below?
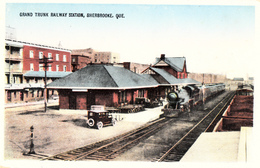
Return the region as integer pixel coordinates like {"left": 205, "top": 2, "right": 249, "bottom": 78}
{"left": 160, "top": 54, "right": 165, "bottom": 60}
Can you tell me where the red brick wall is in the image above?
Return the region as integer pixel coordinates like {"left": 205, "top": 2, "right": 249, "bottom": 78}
{"left": 126, "top": 91, "right": 132, "bottom": 103}
{"left": 112, "top": 92, "right": 119, "bottom": 107}
{"left": 5, "top": 90, "right": 21, "bottom": 103}
{"left": 23, "top": 45, "right": 71, "bottom": 72}
{"left": 78, "top": 56, "right": 90, "bottom": 69}
{"left": 159, "top": 87, "right": 166, "bottom": 98}
{"left": 58, "top": 88, "right": 154, "bottom": 110}
{"left": 144, "top": 90, "right": 148, "bottom": 98}
{"left": 133, "top": 90, "right": 138, "bottom": 102}
{"left": 59, "top": 90, "right": 70, "bottom": 109}
{"left": 76, "top": 92, "right": 87, "bottom": 110}
{"left": 95, "top": 91, "right": 114, "bottom": 107}
{"left": 5, "top": 89, "right": 46, "bottom": 104}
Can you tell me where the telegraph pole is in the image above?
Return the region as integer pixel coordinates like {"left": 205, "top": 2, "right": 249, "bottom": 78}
{"left": 39, "top": 55, "right": 53, "bottom": 112}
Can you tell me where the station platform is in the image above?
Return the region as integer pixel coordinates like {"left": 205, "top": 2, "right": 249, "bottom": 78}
{"left": 180, "top": 127, "right": 253, "bottom": 162}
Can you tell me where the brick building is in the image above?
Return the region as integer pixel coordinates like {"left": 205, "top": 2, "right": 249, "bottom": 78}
{"left": 71, "top": 54, "right": 91, "bottom": 72}
{"left": 152, "top": 54, "right": 188, "bottom": 79}
{"left": 48, "top": 64, "right": 159, "bottom": 110}
{"left": 188, "top": 73, "right": 227, "bottom": 84}
{"left": 48, "top": 63, "right": 199, "bottom": 110}
{"left": 94, "top": 52, "right": 120, "bottom": 64}
{"left": 5, "top": 40, "right": 23, "bottom": 84}
{"left": 5, "top": 39, "right": 72, "bottom": 104}
{"left": 71, "top": 48, "right": 120, "bottom": 70}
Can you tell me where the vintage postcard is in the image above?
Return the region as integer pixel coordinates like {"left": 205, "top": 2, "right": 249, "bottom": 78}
{"left": 1, "top": 0, "right": 259, "bottom": 167}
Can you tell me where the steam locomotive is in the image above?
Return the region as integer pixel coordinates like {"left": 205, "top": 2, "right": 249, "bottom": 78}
{"left": 161, "top": 83, "right": 225, "bottom": 117}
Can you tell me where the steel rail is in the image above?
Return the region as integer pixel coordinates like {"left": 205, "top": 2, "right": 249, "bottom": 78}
{"left": 44, "top": 117, "right": 166, "bottom": 161}
{"left": 73, "top": 118, "right": 171, "bottom": 160}
{"left": 204, "top": 91, "right": 236, "bottom": 132}
{"left": 98, "top": 119, "right": 172, "bottom": 160}
{"left": 157, "top": 91, "right": 235, "bottom": 162}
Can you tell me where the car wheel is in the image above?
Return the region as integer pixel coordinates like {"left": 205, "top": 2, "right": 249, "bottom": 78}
{"left": 87, "top": 118, "right": 95, "bottom": 127}
{"left": 97, "top": 121, "right": 103, "bottom": 130}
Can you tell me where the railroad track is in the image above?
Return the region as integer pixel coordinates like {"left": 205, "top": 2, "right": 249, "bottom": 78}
{"left": 43, "top": 117, "right": 174, "bottom": 161}
{"left": 157, "top": 91, "right": 235, "bottom": 162}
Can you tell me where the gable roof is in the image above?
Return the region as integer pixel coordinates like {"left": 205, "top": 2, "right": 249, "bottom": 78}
{"left": 140, "top": 74, "right": 161, "bottom": 85}
{"left": 154, "top": 57, "right": 186, "bottom": 72}
{"left": 142, "top": 67, "right": 200, "bottom": 86}
{"left": 47, "top": 64, "right": 158, "bottom": 89}
{"left": 149, "top": 67, "right": 181, "bottom": 85}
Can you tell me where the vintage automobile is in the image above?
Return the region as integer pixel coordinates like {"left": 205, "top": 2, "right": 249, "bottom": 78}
{"left": 86, "top": 105, "right": 116, "bottom": 129}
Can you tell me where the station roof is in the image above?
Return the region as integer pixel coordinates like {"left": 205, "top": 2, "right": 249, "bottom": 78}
{"left": 48, "top": 64, "right": 158, "bottom": 89}
{"left": 154, "top": 57, "right": 186, "bottom": 72}
{"left": 179, "top": 78, "right": 201, "bottom": 85}
{"left": 140, "top": 74, "right": 161, "bottom": 85}
{"left": 149, "top": 67, "right": 181, "bottom": 85}
{"left": 24, "top": 71, "right": 72, "bottom": 78}
{"left": 233, "top": 77, "right": 244, "bottom": 81}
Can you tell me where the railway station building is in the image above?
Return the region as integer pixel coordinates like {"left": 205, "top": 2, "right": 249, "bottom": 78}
{"left": 47, "top": 63, "right": 200, "bottom": 110}
{"left": 48, "top": 64, "right": 159, "bottom": 109}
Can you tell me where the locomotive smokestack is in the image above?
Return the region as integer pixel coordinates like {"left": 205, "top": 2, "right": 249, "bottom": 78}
{"left": 160, "top": 54, "right": 165, "bottom": 60}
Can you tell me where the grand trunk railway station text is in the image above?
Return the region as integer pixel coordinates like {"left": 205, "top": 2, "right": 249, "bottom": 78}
{"left": 19, "top": 12, "right": 125, "bottom": 19}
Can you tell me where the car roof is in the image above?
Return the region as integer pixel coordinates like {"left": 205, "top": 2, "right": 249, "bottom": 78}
{"left": 88, "top": 110, "right": 108, "bottom": 113}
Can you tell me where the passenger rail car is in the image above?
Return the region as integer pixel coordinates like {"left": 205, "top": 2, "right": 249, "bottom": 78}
{"left": 161, "top": 83, "right": 225, "bottom": 118}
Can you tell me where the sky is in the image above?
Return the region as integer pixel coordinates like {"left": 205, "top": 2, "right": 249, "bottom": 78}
{"left": 4, "top": 2, "right": 257, "bottom": 79}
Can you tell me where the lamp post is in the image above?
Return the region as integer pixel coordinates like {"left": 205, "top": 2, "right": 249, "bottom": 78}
{"left": 28, "top": 125, "right": 35, "bottom": 154}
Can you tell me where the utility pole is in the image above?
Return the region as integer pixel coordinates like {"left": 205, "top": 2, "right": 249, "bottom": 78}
{"left": 39, "top": 55, "right": 53, "bottom": 112}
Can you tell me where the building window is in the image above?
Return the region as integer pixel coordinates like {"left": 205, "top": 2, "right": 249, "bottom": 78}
{"left": 56, "top": 54, "right": 59, "bottom": 61}
{"left": 63, "top": 65, "right": 67, "bottom": 72}
{"left": 56, "top": 65, "right": 59, "bottom": 71}
{"left": 39, "top": 52, "right": 43, "bottom": 59}
{"left": 49, "top": 65, "right": 52, "bottom": 71}
{"left": 7, "top": 91, "right": 11, "bottom": 102}
{"left": 119, "top": 91, "right": 127, "bottom": 103}
{"left": 48, "top": 53, "right": 52, "bottom": 60}
{"left": 72, "top": 58, "right": 75, "bottom": 62}
{"left": 63, "top": 55, "right": 66, "bottom": 62}
{"left": 138, "top": 90, "right": 144, "bottom": 97}
{"left": 30, "top": 63, "right": 34, "bottom": 71}
{"left": 39, "top": 64, "right": 43, "bottom": 71}
{"left": 29, "top": 50, "right": 34, "bottom": 58}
